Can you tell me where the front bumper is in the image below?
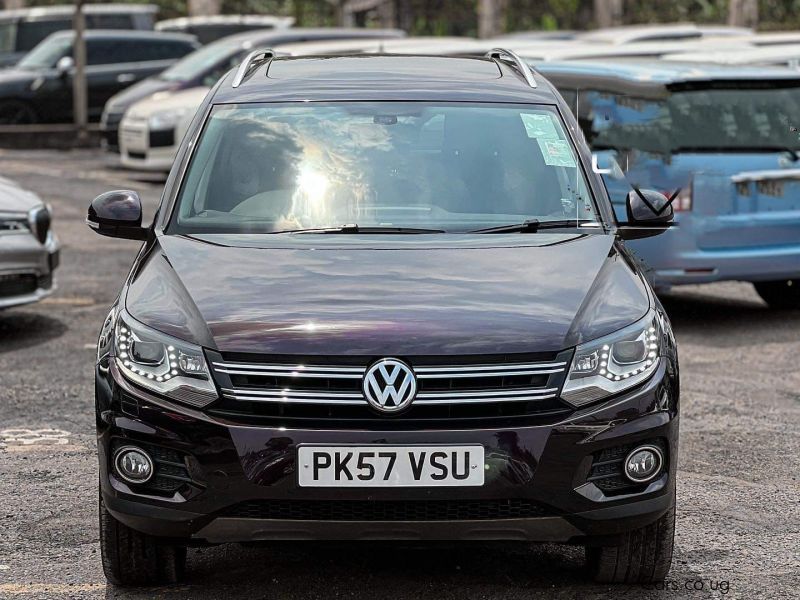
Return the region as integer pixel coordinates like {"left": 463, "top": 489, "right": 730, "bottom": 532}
{"left": 97, "top": 360, "right": 679, "bottom": 543}
{"left": 0, "top": 230, "right": 60, "bottom": 309}
{"left": 118, "top": 119, "right": 177, "bottom": 172}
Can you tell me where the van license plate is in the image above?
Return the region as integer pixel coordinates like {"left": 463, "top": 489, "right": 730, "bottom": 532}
{"left": 297, "top": 445, "right": 484, "bottom": 487}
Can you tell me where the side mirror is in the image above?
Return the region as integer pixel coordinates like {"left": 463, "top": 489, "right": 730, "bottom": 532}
{"left": 619, "top": 188, "right": 674, "bottom": 240}
{"left": 87, "top": 190, "right": 148, "bottom": 241}
{"left": 56, "top": 56, "right": 74, "bottom": 76}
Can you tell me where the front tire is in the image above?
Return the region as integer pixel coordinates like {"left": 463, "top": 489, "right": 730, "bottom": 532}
{"left": 585, "top": 502, "right": 675, "bottom": 584}
{"left": 754, "top": 280, "right": 800, "bottom": 309}
{"left": 99, "top": 493, "right": 186, "bottom": 586}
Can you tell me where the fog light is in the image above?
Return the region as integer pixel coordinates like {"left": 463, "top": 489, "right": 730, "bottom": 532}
{"left": 114, "top": 446, "right": 154, "bottom": 484}
{"left": 624, "top": 445, "right": 663, "bottom": 483}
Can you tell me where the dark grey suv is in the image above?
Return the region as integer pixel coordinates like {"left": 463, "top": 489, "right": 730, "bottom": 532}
{"left": 89, "top": 50, "right": 680, "bottom": 587}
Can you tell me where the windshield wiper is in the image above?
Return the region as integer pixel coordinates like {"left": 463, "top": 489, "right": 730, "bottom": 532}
{"left": 469, "top": 219, "right": 598, "bottom": 234}
{"left": 272, "top": 224, "right": 446, "bottom": 234}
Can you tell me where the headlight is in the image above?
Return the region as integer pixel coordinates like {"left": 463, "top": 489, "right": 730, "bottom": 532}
{"left": 28, "top": 204, "right": 51, "bottom": 244}
{"left": 113, "top": 309, "right": 217, "bottom": 407}
{"left": 148, "top": 107, "right": 190, "bottom": 131}
{"left": 561, "top": 309, "right": 664, "bottom": 407}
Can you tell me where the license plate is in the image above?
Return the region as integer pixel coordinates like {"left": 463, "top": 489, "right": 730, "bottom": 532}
{"left": 297, "top": 445, "right": 484, "bottom": 488}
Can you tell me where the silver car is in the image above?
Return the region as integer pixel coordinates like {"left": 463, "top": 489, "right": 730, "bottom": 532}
{"left": 0, "top": 175, "right": 59, "bottom": 309}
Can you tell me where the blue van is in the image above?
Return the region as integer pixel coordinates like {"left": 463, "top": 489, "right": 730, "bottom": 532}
{"left": 538, "top": 60, "right": 800, "bottom": 308}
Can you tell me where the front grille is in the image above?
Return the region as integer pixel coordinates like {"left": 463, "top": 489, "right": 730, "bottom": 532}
{"left": 110, "top": 439, "right": 198, "bottom": 496}
{"left": 223, "top": 499, "right": 553, "bottom": 521}
{"left": 149, "top": 128, "right": 175, "bottom": 148}
{"left": 207, "top": 351, "right": 573, "bottom": 428}
{"left": 0, "top": 274, "right": 38, "bottom": 298}
{"left": 587, "top": 439, "right": 667, "bottom": 496}
{"left": 101, "top": 110, "right": 123, "bottom": 150}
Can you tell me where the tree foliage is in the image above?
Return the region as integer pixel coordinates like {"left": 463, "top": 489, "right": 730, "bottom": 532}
{"left": 18, "top": 0, "right": 800, "bottom": 32}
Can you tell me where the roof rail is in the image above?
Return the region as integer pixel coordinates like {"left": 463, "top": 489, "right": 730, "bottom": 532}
{"left": 232, "top": 48, "right": 276, "bottom": 88}
{"left": 485, "top": 48, "right": 537, "bottom": 88}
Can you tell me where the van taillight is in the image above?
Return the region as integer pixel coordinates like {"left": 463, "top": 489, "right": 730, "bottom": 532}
{"left": 663, "top": 184, "right": 692, "bottom": 212}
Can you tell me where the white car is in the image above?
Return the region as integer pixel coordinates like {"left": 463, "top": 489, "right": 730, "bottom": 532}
{"left": 0, "top": 175, "right": 59, "bottom": 309}
{"left": 661, "top": 44, "right": 800, "bottom": 68}
{"left": 119, "top": 87, "right": 208, "bottom": 171}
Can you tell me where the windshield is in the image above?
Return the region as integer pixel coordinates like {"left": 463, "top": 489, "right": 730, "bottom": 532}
{"left": 17, "top": 34, "right": 71, "bottom": 70}
{"left": 169, "top": 102, "right": 599, "bottom": 235}
{"left": 582, "top": 83, "right": 800, "bottom": 154}
{"left": 159, "top": 38, "right": 241, "bottom": 82}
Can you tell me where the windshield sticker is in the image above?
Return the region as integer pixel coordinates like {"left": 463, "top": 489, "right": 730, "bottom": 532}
{"left": 538, "top": 139, "right": 576, "bottom": 167}
{"left": 521, "top": 113, "right": 560, "bottom": 139}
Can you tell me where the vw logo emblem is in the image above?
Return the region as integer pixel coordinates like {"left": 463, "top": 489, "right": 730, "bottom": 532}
{"left": 362, "top": 358, "right": 417, "bottom": 413}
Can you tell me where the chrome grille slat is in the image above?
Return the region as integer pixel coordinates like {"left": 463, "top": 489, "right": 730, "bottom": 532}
{"left": 417, "top": 387, "right": 558, "bottom": 399}
{"left": 223, "top": 393, "right": 364, "bottom": 405}
{"left": 221, "top": 388, "right": 362, "bottom": 399}
{"left": 220, "top": 387, "right": 558, "bottom": 405}
{"left": 215, "top": 368, "right": 364, "bottom": 379}
{"left": 417, "top": 368, "right": 563, "bottom": 378}
{"left": 414, "top": 362, "right": 566, "bottom": 373}
{"left": 414, "top": 394, "right": 557, "bottom": 405}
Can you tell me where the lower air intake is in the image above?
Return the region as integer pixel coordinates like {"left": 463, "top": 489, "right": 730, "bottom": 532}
{"left": 223, "top": 499, "right": 553, "bottom": 521}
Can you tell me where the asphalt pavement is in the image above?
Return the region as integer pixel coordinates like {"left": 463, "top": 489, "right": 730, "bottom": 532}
{"left": 0, "top": 148, "right": 798, "bottom": 599}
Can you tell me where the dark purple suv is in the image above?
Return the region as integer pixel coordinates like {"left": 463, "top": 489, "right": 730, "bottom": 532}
{"left": 89, "top": 50, "right": 679, "bottom": 586}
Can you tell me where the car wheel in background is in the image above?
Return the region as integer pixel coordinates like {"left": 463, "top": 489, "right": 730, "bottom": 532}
{"left": 584, "top": 496, "right": 675, "bottom": 583}
{"left": 0, "top": 100, "right": 38, "bottom": 125}
{"left": 99, "top": 491, "right": 187, "bottom": 586}
{"left": 754, "top": 280, "right": 800, "bottom": 309}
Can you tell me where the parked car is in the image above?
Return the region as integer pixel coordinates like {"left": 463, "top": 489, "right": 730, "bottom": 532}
{"left": 0, "top": 30, "right": 198, "bottom": 124}
{"left": 577, "top": 23, "right": 752, "bottom": 45}
{"left": 493, "top": 30, "right": 576, "bottom": 41}
{"left": 90, "top": 50, "right": 679, "bottom": 587}
{"left": 155, "top": 15, "right": 294, "bottom": 45}
{"left": 118, "top": 86, "right": 207, "bottom": 171}
{"left": 116, "top": 36, "right": 474, "bottom": 171}
{"left": 538, "top": 59, "right": 800, "bottom": 308}
{"left": 512, "top": 38, "right": 753, "bottom": 63}
{"left": 661, "top": 45, "right": 800, "bottom": 69}
{"left": 0, "top": 3, "right": 156, "bottom": 67}
{"left": 0, "top": 175, "right": 59, "bottom": 309}
{"left": 100, "top": 27, "right": 406, "bottom": 152}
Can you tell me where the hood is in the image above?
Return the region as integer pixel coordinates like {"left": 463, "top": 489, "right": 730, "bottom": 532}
{"left": 105, "top": 77, "right": 182, "bottom": 115}
{"left": 125, "top": 86, "right": 210, "bottom": 120}
{"left": 0, "top": 175, "right": 43, "bottom": 212}
{"left": 125, "top": 234, "right": 650, "bottom": 356}
{"left": 0, "top": 68, "right": 35, "bottom": 90}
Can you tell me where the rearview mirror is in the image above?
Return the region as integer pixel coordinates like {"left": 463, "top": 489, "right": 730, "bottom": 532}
{"left": 619, "top": 188, "right": 674, "bottom": 240}
{"left": 87, "top": 190, "right": 148, "bottom": 241}
{"left": 56, "top": 56, "right": 74, "bottom": 75}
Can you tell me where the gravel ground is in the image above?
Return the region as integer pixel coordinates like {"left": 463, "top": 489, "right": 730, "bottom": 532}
{"left": 0, "top": 148, "right": 798, "bottom": 600}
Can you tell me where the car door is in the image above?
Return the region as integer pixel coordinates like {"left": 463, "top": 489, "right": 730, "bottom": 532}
{"left": 86, "top": 38, "right": 195, "bottom": 119}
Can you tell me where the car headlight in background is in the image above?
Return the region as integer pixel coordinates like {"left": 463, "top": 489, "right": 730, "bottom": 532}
{"left": 113, "top": 309, "right": 217, "bottom": 407}
{"left": 148, "top": 107, "right": 190, "bottom": 131}
{"left": 28, "top": 204, "right": 51, "bottom": 244}
{"left": 561, "top": 309, "right": 665, "bottom": 407}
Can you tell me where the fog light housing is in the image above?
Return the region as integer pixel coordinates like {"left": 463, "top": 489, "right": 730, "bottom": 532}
{"left": 623, "top": 445, "right": 663, "bottom": 483}
{"left": 114, "top": 446, "right": 154, "bottom": 484}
